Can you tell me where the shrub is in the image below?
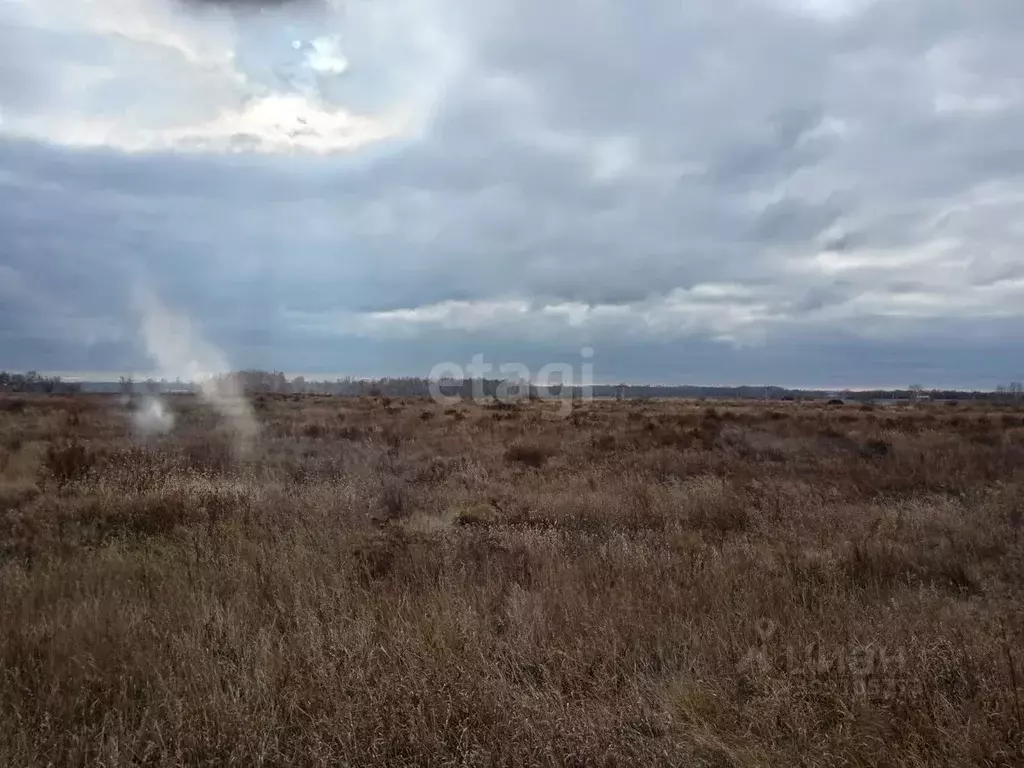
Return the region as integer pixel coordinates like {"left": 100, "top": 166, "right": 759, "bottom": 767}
{"left": 0, "top": 398, "right": 27, "bottom": 414}
{"left": 489, "top": 399, "right": 520, "bottom": 412}
{"left": 376, "top": 477, "right": 411, "bottom": 523}
{"left": 860, "top": 438, "right": 892, "bottom": 459}
{"left": 181, "top": 437, "right": 234, "bottom": 474}
{"left": 44, "top": 440, "right": 97, "bottom": 486}
{"left": 505, "top": 441, "right": 552, "bottom": 468}
{"left": 301, "top": 421, "right": 327, "bottom": 439}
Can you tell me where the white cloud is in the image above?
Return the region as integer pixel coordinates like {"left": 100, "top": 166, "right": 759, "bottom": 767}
{"left": 0, "top": 0, "right": 463, "bottom": 153}
{"left": 15, "top": 0, "right": 238, "bottom": 67}
{"left": 287, "top": 285, "right": 787, "bottom": 346}
{"left": 305, "top": 34, "right": 347, "bottom": 75}
{"left": 771, "top": 0, "right": 879, "bottom": 23}
{"left": 8, "top": 92, "right": 399, "bottom": 154}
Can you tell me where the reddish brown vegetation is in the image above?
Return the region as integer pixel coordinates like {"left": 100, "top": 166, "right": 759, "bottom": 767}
{"left": 0, "top": 393, "right": 1023, "bottom": 765}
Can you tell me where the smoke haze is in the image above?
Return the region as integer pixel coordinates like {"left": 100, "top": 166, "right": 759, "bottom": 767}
{"left": 132, "top": 396, "right": 176, "bottom": 437}
{"left": 133, "top": 285, "right": 258, "bottom": 453}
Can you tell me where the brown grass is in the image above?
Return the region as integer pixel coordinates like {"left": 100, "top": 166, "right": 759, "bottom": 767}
{"left": 1, "top": 394, "right": 1024, "bottom": 765}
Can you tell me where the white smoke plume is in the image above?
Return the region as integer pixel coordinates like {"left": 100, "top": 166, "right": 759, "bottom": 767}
{"left": 132, "top": 395, "right": 176, "bottom": 437}
{"left": 132, "top": 285, "right": 258, "bottom": 453}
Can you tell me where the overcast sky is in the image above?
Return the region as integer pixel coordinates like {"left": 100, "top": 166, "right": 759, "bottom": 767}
{"left": 3, "top": 0, "right": 1024, "bottom": 387}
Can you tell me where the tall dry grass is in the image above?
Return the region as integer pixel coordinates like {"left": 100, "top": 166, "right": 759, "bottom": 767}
{"left": 0, "top": 393, "right": 1023, "bottom": 765}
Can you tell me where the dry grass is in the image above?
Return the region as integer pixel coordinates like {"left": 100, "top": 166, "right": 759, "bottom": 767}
{"left": 1, "top": 393, "right": 1024, "bottom": 766}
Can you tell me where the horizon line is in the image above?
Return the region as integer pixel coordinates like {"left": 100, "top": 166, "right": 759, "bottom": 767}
{"left": 3, "top": 370, "right": 1007, "bottom": 394}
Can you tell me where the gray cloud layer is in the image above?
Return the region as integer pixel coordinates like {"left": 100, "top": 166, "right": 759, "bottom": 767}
{"left": 2, "top": 0, "right": 1024, "bottom": 386}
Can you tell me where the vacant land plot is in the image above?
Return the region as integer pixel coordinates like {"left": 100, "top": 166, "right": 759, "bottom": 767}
{"left": 1, "top": 393, "right": 1023, "bottom": 766}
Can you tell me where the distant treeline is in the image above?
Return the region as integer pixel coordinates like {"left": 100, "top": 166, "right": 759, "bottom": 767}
{"left": 4, "top": 370, "right": 1021, "bottom": 403}
{"left": 0, "top": 371, "right": 82, "bottom": 394}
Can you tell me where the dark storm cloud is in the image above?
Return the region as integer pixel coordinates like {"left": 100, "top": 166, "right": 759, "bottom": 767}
{"left": 4, "top": 0, "right": 1024, "bottom": 386}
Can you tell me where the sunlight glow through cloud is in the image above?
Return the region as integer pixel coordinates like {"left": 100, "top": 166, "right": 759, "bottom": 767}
{"left": 0, "top": 0, "right": 461, "bottom": 153}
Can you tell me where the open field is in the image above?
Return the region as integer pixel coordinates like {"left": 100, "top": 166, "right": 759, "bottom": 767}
{"left": 1, "top": 393, "right": 1023, "bottom": 766}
